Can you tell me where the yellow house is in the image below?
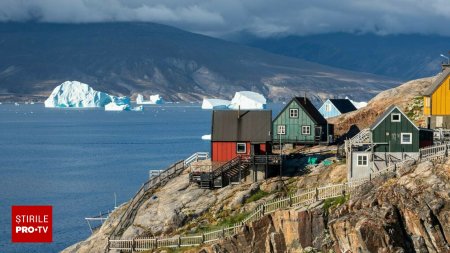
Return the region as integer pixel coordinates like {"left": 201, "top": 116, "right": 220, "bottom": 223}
{"left": 423, "top": 66, "right": 450, "bottom": 128}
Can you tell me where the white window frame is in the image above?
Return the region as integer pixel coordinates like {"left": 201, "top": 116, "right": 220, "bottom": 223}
{"left": 357, "top": 154, "right": 369, "bottom": 166}
{"left": 391, "top": 113, "right": 401, "bottom": 122}
{"left": 301, "top": 125, "right": 311, "bottom": 135}
{"left": 400, "top": 133, "right": 412, "bottom": 144}
{"left": 236, "top": 143, "right": 247, "bottom": 153}
{"left": 277, "top": 125, "right": 286, "bottom": 135}
{"left": 325, "top": 103, "right": 331, "bottom": 112}
{"left": 289, "top": 108, "right": 299, "bottom": 118}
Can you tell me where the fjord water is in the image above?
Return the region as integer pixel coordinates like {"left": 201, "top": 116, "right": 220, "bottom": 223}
{"left": 0, "top": 104, "right": 212, "bottom": 253}
{"left": 0, "top": 103, "right": 282, "bottom": 253}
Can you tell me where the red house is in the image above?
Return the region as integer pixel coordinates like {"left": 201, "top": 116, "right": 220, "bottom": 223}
{"left": 211, "top": 110, "right": 272, "bottom": 162}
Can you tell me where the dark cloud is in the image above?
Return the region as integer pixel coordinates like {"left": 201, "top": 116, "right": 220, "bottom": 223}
{"left": 1, "top": 0, "right": 450, "bottom": 37}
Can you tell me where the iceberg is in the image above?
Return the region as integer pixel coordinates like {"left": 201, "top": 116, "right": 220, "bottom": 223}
{"left": 201, "top": 134, "right": 211, "bottom": 140}
{"left": 131, "top": 105, "right": 144, "bottom": 111}
{"left": 136, "top": 94, "right": 164, "bottom": 105}
{"left": 45, "top": 81, "right": 118, "bottom": 108}
{"left": 104, "top": 102, "right": 130, "bottom": 111}
{"left": 201, "top": 98, "right": 231, "bottom": 109}
{"left": 229, "top": 91, "right": 267, "bottom": 110}
{"left": 345, "top": 96, "right": 367, "bottom": 109}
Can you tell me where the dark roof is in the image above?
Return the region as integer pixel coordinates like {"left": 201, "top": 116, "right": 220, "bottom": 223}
{"left": 370, "top": 105, "right": 418, "bottom": 130}
{"left": 328, "top": 99, "right": 357, "bottom": 114}
{"left": 212, "top": 110, "right": 272, "bottom": 142}
{"left": 424, "top": 67, "right": 450, "bottom": 96}
{"left": 292, "top": 97, "right": 327, "bottom": 125}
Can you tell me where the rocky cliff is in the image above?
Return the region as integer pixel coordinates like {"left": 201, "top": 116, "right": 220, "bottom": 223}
{"left": 195, "top": 159, "right": 450, "bottom": 253}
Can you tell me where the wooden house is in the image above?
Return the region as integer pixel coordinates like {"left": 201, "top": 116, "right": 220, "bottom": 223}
{"left": 423, "top": 65, "right": 450, "bottom": 128}
{"left": 348, "top": 105, "right": 433, "bottom": 180}
{"left": 212, "top": 110, "right": 272, "bottom": 162}
{"left": 318, "top": 99, "right": 357, "bottom": 119}
{"left": 273, "top": 97, "right": 333, "bottom": 145}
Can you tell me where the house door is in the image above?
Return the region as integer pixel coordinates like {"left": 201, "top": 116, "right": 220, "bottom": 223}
{"left": 252, "top": 144, "right": 261, "bottom": 155}
{"left": 314, "top": 126, "right": 322, "bottom": 142}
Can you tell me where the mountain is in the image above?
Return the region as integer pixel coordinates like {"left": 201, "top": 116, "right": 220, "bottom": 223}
{"left": 0, "top": 22, "right": 398, "bottom": 102}
{"left": 243, "top": 33, "right": 449, "bottom": 80}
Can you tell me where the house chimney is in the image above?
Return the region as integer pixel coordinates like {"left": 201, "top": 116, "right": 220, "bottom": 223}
{"left": 304, "top": 92, "right": 307, "bottom": 104}
{"left": 237, "top": 105, "right": 240, "bottom": 119}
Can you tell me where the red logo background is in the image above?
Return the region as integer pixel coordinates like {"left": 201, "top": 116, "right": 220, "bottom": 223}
{"left": 11, "top": 205, "right": 52, "bottom": 243}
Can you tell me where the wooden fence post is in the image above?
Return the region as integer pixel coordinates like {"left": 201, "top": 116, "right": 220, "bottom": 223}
{"left": 222, "top": 228, "right": 225, "bottom": 238}
{"left": 132, "top": 238, "right": 135, "bottom": 253}
{"left": 315, "top": 188, "right": 319, "bottom": 201}
{"left": 202, "top": 233, "right": 205, "bottom": 243}
{"left": 155, "top": 238, "right": 158, "bottom": 249}
{"left": 178, "top": 236, "right": 181, "bottom": 247}
{"left": 289, "top": 195, "right": 293, "bottom": 207}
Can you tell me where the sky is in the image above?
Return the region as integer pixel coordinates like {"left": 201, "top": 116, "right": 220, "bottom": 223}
{"left": 1, "top": 0, "right": 450, "bottom": 38}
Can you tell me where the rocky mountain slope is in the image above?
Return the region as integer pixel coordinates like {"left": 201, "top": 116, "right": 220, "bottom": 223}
{"left": 329, "top": 76, "right": 434, "bottom": 135}
{"left": 194, "top": 159, "right": 450, "bottom": 252}
{"left": 244, "top": 33, "right": 449, "bottom": 80}
{"left": 0, "top": 22, "right": 398, "bottom": 102}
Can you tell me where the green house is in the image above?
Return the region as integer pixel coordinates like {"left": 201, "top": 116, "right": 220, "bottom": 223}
{"left": 348, "top": 105, "right": 433, "bottom": 180}
{"left": 273, "top": 97, "right": 333, "bottom": 144}
{"left": 370, "top": 105, "right": 433, "bottom": 153}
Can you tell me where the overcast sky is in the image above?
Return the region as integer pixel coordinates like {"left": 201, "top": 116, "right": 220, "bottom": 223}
{"left": 1, "top": 0, "right": 450, "bottom": 37}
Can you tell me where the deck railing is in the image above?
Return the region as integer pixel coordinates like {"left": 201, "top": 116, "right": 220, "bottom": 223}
{"left": 108, "top": 143, "right": 450, "bottom": 251}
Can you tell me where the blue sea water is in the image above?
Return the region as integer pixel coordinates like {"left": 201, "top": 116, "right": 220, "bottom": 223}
{"left": 0, "top": 103, "right": 282, "bottom": 253}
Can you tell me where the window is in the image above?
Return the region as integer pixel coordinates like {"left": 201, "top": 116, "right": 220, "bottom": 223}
{"left": 325, "top": 104, "right": 331, "bottom": 112}
{"left": 236, "top": 143, "right": 247, "bottom": 153}
{"left": 301, "top": 125, "right": 311, "bottom": 135}
{"left": 391, "top": 113, "right": 401, "bottom": 122}
{"left": 277, "top": 125, "right": 286, "bottom": 135}
{"left": 357, "top": 155, "right": 368, "bottom": 166}
{"left": 289, "top": 108, "right": 299, "bottom": 118}
{"left": 401, "top": 133, "right": 412, "bottom": 144}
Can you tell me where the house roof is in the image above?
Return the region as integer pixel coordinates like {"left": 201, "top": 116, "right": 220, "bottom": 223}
{"left": 370, "top": 105, "right": 419, "bottom": 131}
{"left": 423, "top": 67, "right": 450, "bottom": 96}
{"left": 293, "top": 97, "right": 327, "bottom": 125}
{"left": 328, "top": 99, "right": 357, "bottom": 114}
{"left": 212, "top": 110, "right": 272, "bottom": 142}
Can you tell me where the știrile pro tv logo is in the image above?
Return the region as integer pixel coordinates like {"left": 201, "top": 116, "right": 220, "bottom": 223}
{"left": 12, "top": 206, "right": 52, "bottom": 243}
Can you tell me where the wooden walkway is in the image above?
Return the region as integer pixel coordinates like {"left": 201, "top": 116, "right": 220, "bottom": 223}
{"left": 108, "top": 143, "right": 450, "bottom": 252}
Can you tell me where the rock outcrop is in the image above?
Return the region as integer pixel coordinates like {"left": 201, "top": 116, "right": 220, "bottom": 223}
{"left": 196, "top": 159, "right": 450, "bottom": 253}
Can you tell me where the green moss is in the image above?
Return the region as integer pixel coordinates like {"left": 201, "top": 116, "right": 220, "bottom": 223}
{"left": 322, "top": 195, "right": 349, "bottom": 215}
{"left": 197, "top": 211, "right": 250, "bottom": 232}
{"left": 245, "top": 190, "right": 270, "bottom": 204}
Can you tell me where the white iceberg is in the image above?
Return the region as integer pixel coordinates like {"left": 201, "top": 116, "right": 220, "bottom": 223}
{"left": 136, "top": 94, "right": 164, "bottom": 105}
{"left": 228, "top": 91, "right": 267, "bottom": 110}
{"left": 201, "top": 98, "right": 231, "bottom": 109}
{"left": 201, "top": 134, "right": 211, "bottom": 140}
{"left": 345, "top": 96, "right": 367, "bottom": 109}
{"left": 131, "top": 105, "right": 144, "bottom": 111}
{"left": 105, "top": 102, "right": 130, "bottom": 111}
{"left": 44, "top": 81, "right": 122, "bottom": 108}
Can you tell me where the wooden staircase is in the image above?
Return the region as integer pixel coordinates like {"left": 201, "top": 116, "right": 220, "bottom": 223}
{"left": 191, "top": 155, "right": 280, "bottom": 189}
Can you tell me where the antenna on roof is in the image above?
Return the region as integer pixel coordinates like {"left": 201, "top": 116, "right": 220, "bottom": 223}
{"left": 304, "top": 92, "right": 307, "bottom": 104}
{"left": 237, "top": 105, "right": 240, "bottom": 119}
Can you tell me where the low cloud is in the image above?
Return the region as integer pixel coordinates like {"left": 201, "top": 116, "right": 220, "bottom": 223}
{"left": 1, "top": 0, "right": 450, "bottom": 37}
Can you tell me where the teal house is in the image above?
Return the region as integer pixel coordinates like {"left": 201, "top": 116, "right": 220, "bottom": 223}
{"left": 273, "top": 97, "right": 333, "bottom": 145}
{"left": 318, "top": 99, "right": 357, "bottom": 118}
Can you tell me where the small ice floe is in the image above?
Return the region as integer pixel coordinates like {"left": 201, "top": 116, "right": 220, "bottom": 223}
{"left": 136, "top": 94, "right": 164, "bottom": 105}
{"left": 201, "top": 134, "right": 211, "bottom": 140}
{"left": 131, "top": 105, "right": 144, "bottom": 111}
{"left": 14, "top": 102, "right": 19, "bottom": 106}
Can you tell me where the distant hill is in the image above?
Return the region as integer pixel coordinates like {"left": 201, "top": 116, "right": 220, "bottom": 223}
{"left": 244, "top": 33, "right": 449, "bottom": 80}
{"left": 0, "top": 23, "right": 399, "bottom": 102}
